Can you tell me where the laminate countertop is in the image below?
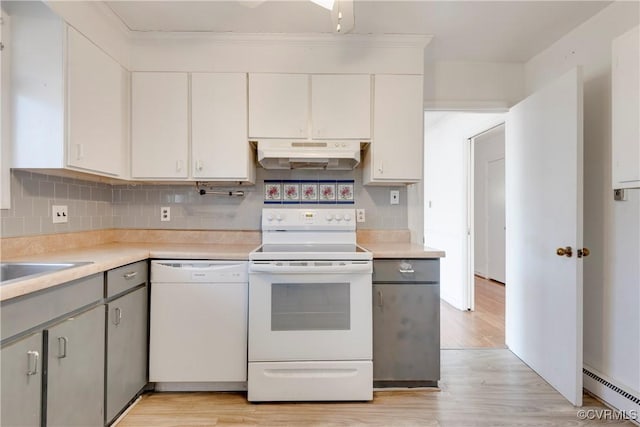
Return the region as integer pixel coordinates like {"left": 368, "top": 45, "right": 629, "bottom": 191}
{"left": 360, "top": 243, "right": 445, "bottom": 259}
{"left": 0, "top": 243, "right": 258, "bottom": 302}
{"left": 1, "top": 241, "right": 445, "bottom": 302}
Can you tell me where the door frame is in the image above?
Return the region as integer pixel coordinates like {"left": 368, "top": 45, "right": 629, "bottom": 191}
{"left": 466, "top": 122, "right": 506, "bottom": 310}
{"left": 423, "top": 108, "right": 507, "bottom": 312}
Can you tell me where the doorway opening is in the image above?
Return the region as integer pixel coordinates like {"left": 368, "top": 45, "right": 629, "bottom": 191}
{"left": 423, "top": 111, "right": 506, "bottom": 349}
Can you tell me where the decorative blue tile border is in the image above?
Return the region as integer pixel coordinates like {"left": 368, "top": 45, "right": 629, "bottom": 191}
{"left": 264, "top": 180, "right": 354, "bottom": 205}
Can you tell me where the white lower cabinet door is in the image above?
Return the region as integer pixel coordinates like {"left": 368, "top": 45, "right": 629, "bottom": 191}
{"left": 46, "top": 305, "right": 105, "bottom": 427}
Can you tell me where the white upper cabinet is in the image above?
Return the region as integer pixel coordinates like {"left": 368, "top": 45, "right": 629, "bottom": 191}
{"left": 249, "top": 73, "right": 372, "bottom": 140}
{"left": 612, "top": 26, "right": 640, "bottom": 189}
{"left": 311, "top": 75, "right": 371, "bottom": 139}
{"left": 249, "top": 74, "right": 309, "bottom": 139}
{"left": 363, "top": 74, "right": 423, "bottom": 185}
{"left": 67, "top": 27, "right": 126, "bottom": 177}
{"left": 131, "top": 72, "right": 189, "bottom": 179}
{"left": 9, "top": 3, "right": 129, "bottom": 180}
{"left": 192, "top": 73, "right": 255, "bottom": 182}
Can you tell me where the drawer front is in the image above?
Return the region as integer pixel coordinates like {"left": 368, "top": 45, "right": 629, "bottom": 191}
{"left": 1, "top": 274, "right": 103, "bottom": 342}
{"left": 107, "top": 261, "right": 148, "bottom": 298}
{"left": 372, "top": 259, "right": 439, "bottom": 283}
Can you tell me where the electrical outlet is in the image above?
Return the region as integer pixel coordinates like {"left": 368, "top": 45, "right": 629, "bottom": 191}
{"left": 390, "top": 190, "right": 400, "bottom": 205}
{"left": 160, "top": 206, "right": 171, "bottom": 222}
{"left": 52, "top": 205, "right": 68, "bottom": 224}
{"left": 356, "top": 209, "right": 365, "bottom": 223}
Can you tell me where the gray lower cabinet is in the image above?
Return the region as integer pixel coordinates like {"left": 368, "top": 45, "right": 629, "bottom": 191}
{"left": 372, "top": 259, "right": 440, "bottom": 386}
{"left": 0, "top": 332, "right": 42, "bottom": 426}
{"left": 46, "top": 304, "right": 105, "bottom": 427}
{"left": 106, "top": 285, "right": 148, "bottom": 424}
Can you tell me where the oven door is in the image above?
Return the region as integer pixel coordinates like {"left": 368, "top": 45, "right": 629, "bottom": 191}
{"left": 248, "top": 261, "right": 372, "bottom": 362}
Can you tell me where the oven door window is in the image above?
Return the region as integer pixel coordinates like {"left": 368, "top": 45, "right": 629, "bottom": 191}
{"left": 271, "top": 282, "right": 350, "bottom": 331}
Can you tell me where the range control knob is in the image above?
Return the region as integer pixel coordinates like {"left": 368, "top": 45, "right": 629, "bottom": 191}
{"left": 335, "top": 214, "right": 343, "bottom": 221}
{"left": 326, "top": 214, "right": 334, "bottom": 222}
{"left": 344, "top": 214, "right": 352, "bottom": 222}
{"left": 267, "top": 214, "right": 274, "bottom": 222}
{"left": 276, "top": 214, "right": 283, "bottom": 222}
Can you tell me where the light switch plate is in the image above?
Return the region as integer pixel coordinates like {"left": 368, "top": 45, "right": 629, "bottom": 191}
{"left": 390, "top": 190, "right": 400, "bottom": 205}
{"left": 52, "top": 205, "right": 68, "bottom": 224}
{"left": 356, "top": 209, "right": 365, "bottom": 223}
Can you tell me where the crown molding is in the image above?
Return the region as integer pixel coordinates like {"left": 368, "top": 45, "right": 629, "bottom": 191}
{"left": 130, "top": 31, "right": 432, "bottom": 49}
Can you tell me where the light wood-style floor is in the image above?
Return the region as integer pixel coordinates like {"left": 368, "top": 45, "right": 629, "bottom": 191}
{"left": 441, "top": 276, "right": 506, "bottom": 349}
{"left": 117, "top": 349, "right": 631, "bottom": 427}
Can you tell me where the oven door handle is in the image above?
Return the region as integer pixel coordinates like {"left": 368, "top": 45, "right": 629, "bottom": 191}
{"left": 249, "top": 263, "right": 371, "bottom": 274}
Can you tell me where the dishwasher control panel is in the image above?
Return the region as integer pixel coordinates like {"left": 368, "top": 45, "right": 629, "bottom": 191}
{"left": 151, "top": 261, "right": 248, "bottom": 283}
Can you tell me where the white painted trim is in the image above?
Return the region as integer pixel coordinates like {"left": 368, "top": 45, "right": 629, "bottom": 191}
{"left": 424, "top": 101, "right": 511, "bottom": 112}
{"left": 129, "top": 31, "right": 432, "bottom": 49}
{"left": 466, "top": 137, "right": 475, "bottom": 311}
{"left": 584, "top": 364, "right": 640, "bottom": 418}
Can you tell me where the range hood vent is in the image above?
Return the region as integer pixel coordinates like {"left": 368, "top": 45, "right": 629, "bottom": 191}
{"left": 256, "top": 140, "right": 362, "bottom": 170}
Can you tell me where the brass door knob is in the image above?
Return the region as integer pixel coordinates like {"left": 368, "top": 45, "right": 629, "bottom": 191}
{"left": 578, "top": 248, "right": 590, "bottom": 258}
{"left": 556, "top": 246, "right": 573, "bottom": 257}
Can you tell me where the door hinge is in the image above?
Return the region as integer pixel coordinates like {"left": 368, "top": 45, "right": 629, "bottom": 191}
{"left": 0, "top": 42, "right": 4, "bottom": 52}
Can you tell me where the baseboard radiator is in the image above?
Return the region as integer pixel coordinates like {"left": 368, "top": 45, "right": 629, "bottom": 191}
{"left": 583, "top": 366, "right": 640, "bottom": 417}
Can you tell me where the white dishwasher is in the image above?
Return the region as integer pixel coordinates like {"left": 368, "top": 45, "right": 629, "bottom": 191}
{"left": 149, "top": 260, "right": 248, "bottom": 391}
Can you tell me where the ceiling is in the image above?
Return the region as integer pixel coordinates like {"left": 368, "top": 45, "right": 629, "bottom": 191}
{"left": 105, "top": 0, "right": 611, "bottom": 62}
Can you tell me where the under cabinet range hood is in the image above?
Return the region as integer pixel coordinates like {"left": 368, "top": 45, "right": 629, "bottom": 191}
{"left": 256, "top": 140, "right": 362, "bottom": 170}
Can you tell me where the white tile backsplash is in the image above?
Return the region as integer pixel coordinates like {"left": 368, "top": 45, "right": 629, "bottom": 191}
{"left": 1, "top": 168, "right": 408, "bottom": 237}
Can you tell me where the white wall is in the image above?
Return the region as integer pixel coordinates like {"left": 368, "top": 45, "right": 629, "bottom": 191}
{"left": 473, "top": 125, "right": 505, "bottom": 278}
{"left": 525, "top": 1, "right": 639, "bottom": 409}
{"left": 424, "top": 61, "right": 524, "bottom": 109}
{"left": 44, "top": 1, "right": 130, "bottom": 68}
{"left": 0, "top": 9, "right": 10, "bottom": 210}
{"left": 129, "top": 33, "right": 427, "bottom": 74}
{"left": 424, "top": 112, "right": 505, "bottom": 310}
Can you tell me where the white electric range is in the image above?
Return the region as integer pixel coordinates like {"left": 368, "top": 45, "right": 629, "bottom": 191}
{"left": 247, "top": 208, "right": 373, "bottom": 402}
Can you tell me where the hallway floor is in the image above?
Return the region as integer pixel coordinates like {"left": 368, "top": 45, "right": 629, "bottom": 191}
{"left": 440, "top": 276, "right": 505, "bottom": 349}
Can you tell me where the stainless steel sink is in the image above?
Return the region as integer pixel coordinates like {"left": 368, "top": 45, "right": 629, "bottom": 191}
{"left": 0, "top": 262, "right": 93, "bottom": 286}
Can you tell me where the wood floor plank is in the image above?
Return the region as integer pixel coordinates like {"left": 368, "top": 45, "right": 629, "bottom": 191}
{"left": 117, "top": 350, "right": 633, "bottom": 427}
{"left": 441, "top": 276, "right": 506, "bottom": 349}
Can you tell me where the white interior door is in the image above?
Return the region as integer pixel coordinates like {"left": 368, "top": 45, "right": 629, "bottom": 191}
{"left": 488, "top": 158, "right": 506, "bottom": 283}
{"left": 505, "top": 67, "right": 584, "bottom": 406}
